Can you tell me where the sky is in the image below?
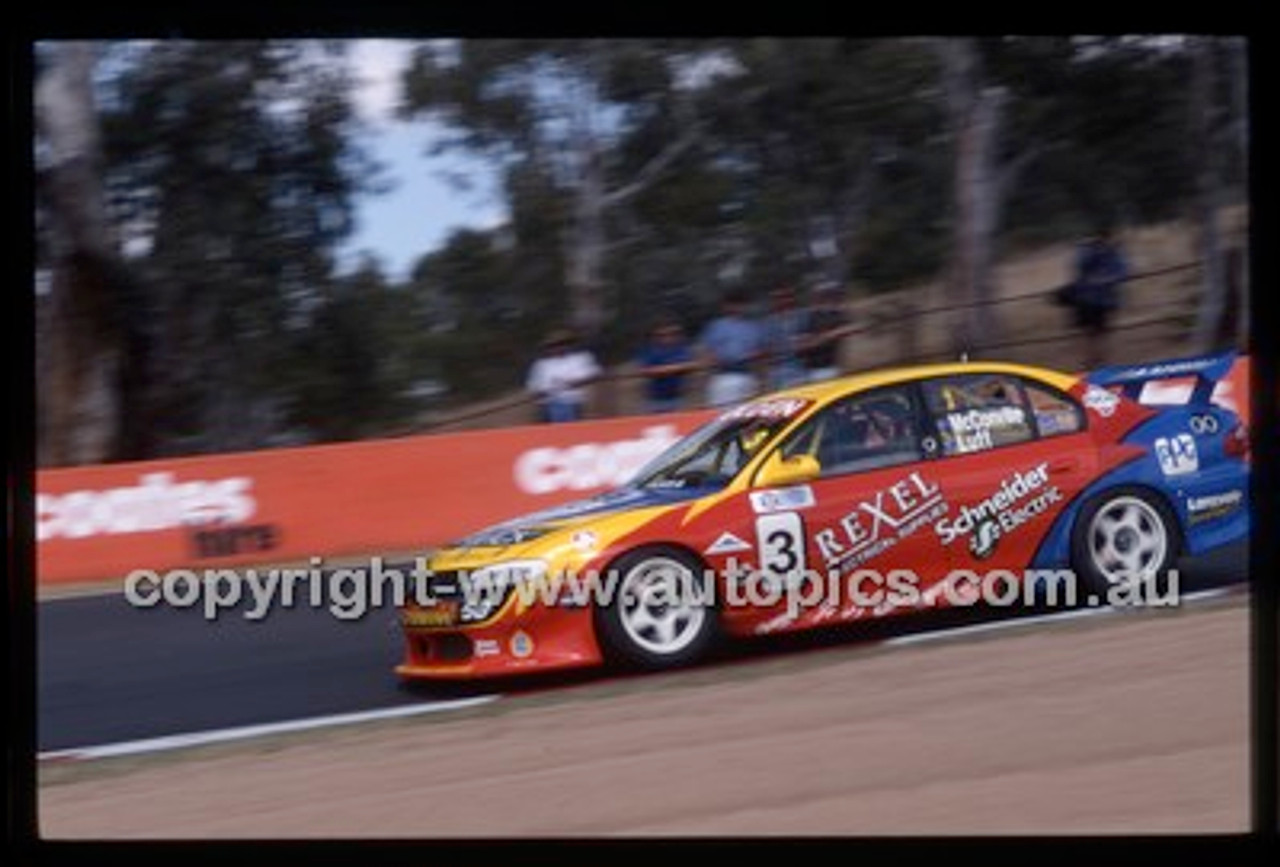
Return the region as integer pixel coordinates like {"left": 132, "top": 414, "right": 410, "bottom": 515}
{"left": 338, "top": 40, "right": 507, "bottom": 282}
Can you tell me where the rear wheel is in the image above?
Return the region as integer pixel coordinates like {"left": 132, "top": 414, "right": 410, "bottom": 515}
{"left": 594, "top": 547, "right": 718, "bottom": 670}
{"left": 1071, "top": 487, "right": 1180, "bottom": 598}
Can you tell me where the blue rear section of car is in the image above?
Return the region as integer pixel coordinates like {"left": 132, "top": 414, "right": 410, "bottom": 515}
{"left": 1032, "top": 352, "right": 1249, "bottom": 569}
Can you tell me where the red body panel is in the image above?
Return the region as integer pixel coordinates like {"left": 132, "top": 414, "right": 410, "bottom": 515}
{"left": 397, "top": 366, "right": 1186, "bottom": 679}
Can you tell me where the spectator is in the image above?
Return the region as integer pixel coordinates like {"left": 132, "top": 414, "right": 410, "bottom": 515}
{"left": 698, "top": 289, "right": 764, "bottom": 408}
{"left": 799, "top": 284, "right": 851, "bottom": 382}
{"left": 526, "top": 328, "right": 601, "bottom": 423}
{"left": 636, "top": 318, "right": 697, "bottom": 414}
{"left": 762, "top": 284, "right": 809, "bottom": 390}
{"left": 1061, "top": 225, "right": 1129, "bottom": 370}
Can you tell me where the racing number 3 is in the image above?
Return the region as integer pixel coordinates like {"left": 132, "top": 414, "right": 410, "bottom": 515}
{"left": 756, "top": 512, "right": 807, "bottom": 579}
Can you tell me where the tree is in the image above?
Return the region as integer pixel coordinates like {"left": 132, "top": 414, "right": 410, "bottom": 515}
{"left": 1187, "top": 36, "right": 1249, "bottom": 353}
{"left": 35, "top": 41, "right": 143, "bottom": 465}
{"left": 400, "top": 40, "right": 704, "bottom": 341}
{"left": 705, "top": 39, "right": 945, "bottom": 294}
{"left": 93, "top": 40, "right": 380, "bottom": 455}
{"left": 937, "top": 38, "right": 1008, "bottom": 355}
{"left": 401, "top": 226, "right": 534, "bottom": 402}
{"left": 286, "top": 258, "right": 418, "bottom": 440}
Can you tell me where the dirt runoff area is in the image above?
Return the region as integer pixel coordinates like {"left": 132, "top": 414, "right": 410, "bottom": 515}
{"left": 40, "top": 599, "right": 1249, "bottom": 837}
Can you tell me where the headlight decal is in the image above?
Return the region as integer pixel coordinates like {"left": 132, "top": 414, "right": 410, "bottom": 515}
{"left": 456, "top": 559, "right": 548, "bottom": 623}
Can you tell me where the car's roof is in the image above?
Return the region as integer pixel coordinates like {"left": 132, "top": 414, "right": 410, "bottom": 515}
{"left": 766, "top": 359, "right": 1081, "bottom": 406}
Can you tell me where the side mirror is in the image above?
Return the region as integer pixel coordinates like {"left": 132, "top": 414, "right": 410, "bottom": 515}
{"left": 755, "top": 452, "right": 821, "bottom": 488}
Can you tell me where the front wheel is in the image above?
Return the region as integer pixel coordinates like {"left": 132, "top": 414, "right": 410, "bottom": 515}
{"left": 1071, "top": 486, "right": 1180, "bottom": 597}
{"left": 593, "top": 547, "right": 719, "bottom": 670}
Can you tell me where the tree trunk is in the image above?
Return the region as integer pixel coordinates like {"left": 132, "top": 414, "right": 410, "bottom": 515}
{"left": 565, "top": 145, "right": 608, "bottom": 340}
{"left": 560, "top": 48, "right": 700, "bottom": 344}
{"left": 1190, "top": 36, "right": 1228, "bottom": 353}
{"left": 940, "top": 39, "right": 1004, "bottom": 357}
{"left": 36, "top": 42, "right": 124, "bottom": 466}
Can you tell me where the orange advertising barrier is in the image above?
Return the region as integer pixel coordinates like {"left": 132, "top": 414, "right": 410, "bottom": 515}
{"left": 35, "top": 357, "right": 1251, "bottom": 586}
{"left": 36, "top": 411, "right": 716, "bottom": 585}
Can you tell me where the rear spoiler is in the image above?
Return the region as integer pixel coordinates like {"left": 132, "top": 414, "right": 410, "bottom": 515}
{"left": 1086, "top": 351, "right": 1238, "bottom": 405}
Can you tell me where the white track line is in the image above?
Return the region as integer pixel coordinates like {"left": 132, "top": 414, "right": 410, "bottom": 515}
{"left": 882, "top": 586, "right": 1238, "bottom": 649}
{"left": 39, "top": 587, "right": 1242, "bottom": 763}
{"left": 39, "top": 695, "right": 498, "bottom": 763}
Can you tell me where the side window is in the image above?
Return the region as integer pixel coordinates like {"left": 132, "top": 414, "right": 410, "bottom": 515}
{"left": 781, "top": 386, "right": 922, "bottom": 476}
{"left": 923, "top": 373, "right": 1034, "bottom": 456}
{"left": 1024, "top": 380, "right": 1085, "bottom": 437}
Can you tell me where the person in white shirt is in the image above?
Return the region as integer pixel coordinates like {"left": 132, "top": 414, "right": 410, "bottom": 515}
{"left": 526, "top": 329, "right": 602, "bottom": 423}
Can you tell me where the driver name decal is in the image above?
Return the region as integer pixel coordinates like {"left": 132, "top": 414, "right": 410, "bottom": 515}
{"left": 944, "top": 406, "right": 1027, "bottom": 453}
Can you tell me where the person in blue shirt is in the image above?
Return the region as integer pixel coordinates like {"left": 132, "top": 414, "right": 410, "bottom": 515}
{"left": 698, "top": 289, "right": 765, "bottom": 407}
{"left": 636, "top": 318, "right": 697, "bottom": 414}
{"left": 1066, "top": 225, "right": 1129, "bottom": 369}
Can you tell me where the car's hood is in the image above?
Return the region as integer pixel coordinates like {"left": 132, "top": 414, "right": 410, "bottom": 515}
{"left": 437, "top": 484, "right": 716, "bottom": 560}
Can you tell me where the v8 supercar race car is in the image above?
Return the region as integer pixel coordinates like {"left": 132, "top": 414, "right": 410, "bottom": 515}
{"left": 397, "top": 352, "right": 1249, "bottom": 680}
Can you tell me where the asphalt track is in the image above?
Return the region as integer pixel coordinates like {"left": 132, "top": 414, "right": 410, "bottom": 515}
{"left": 37, "top": 542, "right": 1247, "bottom": 754}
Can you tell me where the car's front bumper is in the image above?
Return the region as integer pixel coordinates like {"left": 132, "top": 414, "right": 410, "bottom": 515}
{"left": 395, "top": 601, "right": 602, "bottom": 680}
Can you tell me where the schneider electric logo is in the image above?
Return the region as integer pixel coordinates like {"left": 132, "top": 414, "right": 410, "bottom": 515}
{"left": 37, "top": 472, "right": 257, "bottom": 541}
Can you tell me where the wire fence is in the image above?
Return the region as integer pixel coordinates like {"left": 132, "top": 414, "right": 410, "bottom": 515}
{"left": 416, "top": 256, "right": 1242, "bottom": 433}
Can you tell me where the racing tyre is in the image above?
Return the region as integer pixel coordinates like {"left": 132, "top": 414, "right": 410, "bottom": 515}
{"left": 594, "top": 546, "right": 719, "bottom": 670}
{"left": 1071, "top": 486, "right": 1181, "bottom": 600}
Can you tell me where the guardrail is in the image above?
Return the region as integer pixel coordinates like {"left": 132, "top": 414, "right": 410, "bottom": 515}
{"left": 420, "top": 256, "right": 1242, "bottom": 432}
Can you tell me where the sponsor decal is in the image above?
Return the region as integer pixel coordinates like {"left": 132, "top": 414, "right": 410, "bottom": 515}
{"left": 705, "top": 531, "right": 752, "bottom": 555}
{"left": 813, "top": 471, "right": 946, "bottom": 570}
{"left": 1083, "top": 385, "right": 1120, "bottom": 417}
{"left": 1113, "top": 358, "right": 1221, "bottom": 380}
{"left": 189, "top": 523, "right": 279, "bottom": 558}
{"left": 570, "top": 530, "right": 598, "bottom": 551}
{"left": 1035, "top": 413, "right": 1075, "bottom": 436}
{"left": 968, "top": 519, "right": 1002, "bottom": 560}
{"left": 509, "top": 630, "right": 534, "bottom": 659}
{"left": 474, "top": 639, "right": 501, "bottom": 658}
{"left": 1154, "top": 434, "right": 1198, "bottom": 476}
{"left": 1186, "top": 489, "right": 1243, "bottom": 524}
{"left": 513, "top": 425, "right": 681, "bottom": 495}
{"left": 935, "top": 463, "right": 1061, "bottom": 558}
{"left": 720, "top": 398, "right": 810, "bottom": 421}
{"left": 755, "top": 611, "right": 800, "bottom": 635}
{"left": 1189, "top": 413, "right": 1219, "bottom": 435}
{"left": 1140, "top": 380, "right": 1240, "bottom": 416}
{"left": 37, "top": 472, "right": 256, "bottom": 542}
{"left": 403, "top": 602, "right": 460, "bottom": 628}
{"left": 750, "top": 484, "right": 816, "bottom": 514}
{"left": 944, "top": 406, "right": 1026, "bottom": 453}
{"left": 457, "top": 522, "right": 553, "bottom": 548}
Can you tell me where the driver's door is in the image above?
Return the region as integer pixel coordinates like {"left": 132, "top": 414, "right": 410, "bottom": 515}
{"left": 748, "top": 384, "right": 948, "bottom": 627}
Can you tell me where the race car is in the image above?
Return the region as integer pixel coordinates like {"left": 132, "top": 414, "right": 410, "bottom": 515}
{"left": 397, "top": 352, "right": 1249, "bottom": 680}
